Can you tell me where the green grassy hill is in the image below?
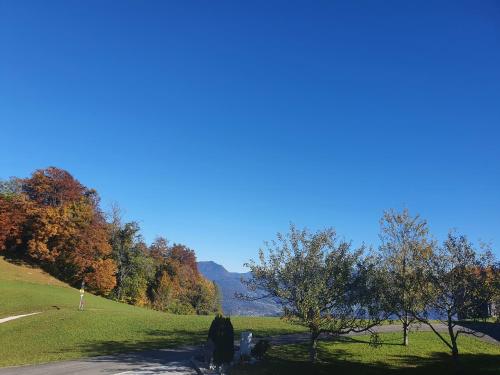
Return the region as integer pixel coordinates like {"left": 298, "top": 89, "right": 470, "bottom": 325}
{"left": 0, "top": 256, "right": 305, "bottom": 367}
{"left": 2, "top": 257, "right": 498, "bottom": 373}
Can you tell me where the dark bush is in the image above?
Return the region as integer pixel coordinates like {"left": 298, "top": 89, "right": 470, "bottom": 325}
{"left": 208, "top": 315, "right": 234, "bottom": 366}
{"left": 369, "top": 332, "right": 382, "bottom": 348}
{"left": 251, "top": 339, "right": 271, "bottom": 359}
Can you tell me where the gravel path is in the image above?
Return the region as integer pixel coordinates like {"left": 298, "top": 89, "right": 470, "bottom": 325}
{"left": 0, "top": 313, "right": 41, "bottom": 324}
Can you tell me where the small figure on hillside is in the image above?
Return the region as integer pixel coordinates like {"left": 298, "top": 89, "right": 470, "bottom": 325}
{"left": 79, "top": 281, "right": 85, "bottom": 311}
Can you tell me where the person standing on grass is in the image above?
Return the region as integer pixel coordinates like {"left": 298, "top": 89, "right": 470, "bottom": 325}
{"left": 79, "top": 281, "right": 85, "bottom": 311}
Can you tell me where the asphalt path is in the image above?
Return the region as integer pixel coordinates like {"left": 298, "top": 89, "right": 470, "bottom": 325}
{"left": 0, "top": 347, "right": 199, "bottom": 375}
{"left": 267, "top": 322, "right": 499, "bottom": 346}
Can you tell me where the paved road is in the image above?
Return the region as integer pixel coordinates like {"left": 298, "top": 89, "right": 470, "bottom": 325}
{"left": 0, "top": 323, "right": 497, "bottom": 375}
{"left": 267, "top": 323, "right": 499, "bottom": 346}
{"left": 0, "top": 347, "right": 199, "bottom": 375}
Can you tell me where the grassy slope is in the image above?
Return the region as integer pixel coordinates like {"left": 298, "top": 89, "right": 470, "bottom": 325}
{"left": 0, "top": 256, "right": 305, "bottom": 367}
{"left": 233, "top": 332, "right": 500, "bottom": 375}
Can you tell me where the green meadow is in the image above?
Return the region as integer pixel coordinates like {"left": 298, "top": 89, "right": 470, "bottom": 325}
{"left": 0, "top": 256, "right": 304, "bottom": 367}
{"left": 1, "top": 257, "right": 498, "bottom": 373}
{"left": 233, "top": 332, "right": 500, "bottom": 375}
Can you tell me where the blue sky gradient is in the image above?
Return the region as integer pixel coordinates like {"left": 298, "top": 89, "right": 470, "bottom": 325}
{"left": 1, "top": 1, "right": 499, "bottom": 271}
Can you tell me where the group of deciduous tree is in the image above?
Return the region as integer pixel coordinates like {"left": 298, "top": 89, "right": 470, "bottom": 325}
{"left": 0, "top": 167, "right": 221, "bottom": 315}
{"left": 378, "top": 209, "right": 499, "bottom": 362}
{"left": 243, "top": 210, "right": 499, "bottom": 366}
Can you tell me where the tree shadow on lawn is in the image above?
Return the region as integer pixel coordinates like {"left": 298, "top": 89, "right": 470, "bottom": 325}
{"left": 266, "top": 332, "right": 402, "bottom": 347}
{"left": 232, "top": 345, "right": 500, "bottom": 375}
{"left": 60, "top": 337, "right": 201, "bottom": 375}
{"left": 458, "top": 321, "right": 500, "bottom": 342}
{"left": 328, "top": 335, "right": 403, "bottom": 347}
{"left": 55, "top": 329, "right": 207, "bottom": 361}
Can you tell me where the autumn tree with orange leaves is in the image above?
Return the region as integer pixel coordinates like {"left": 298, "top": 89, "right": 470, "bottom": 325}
{"left": 0, "top": 168, "right": 116, "bottom": 295}
{"left": 0, "top": 179, "right": 29, "bottom": 252}
{"left": 150, "top": 239, "right": 221, "bottom": 314}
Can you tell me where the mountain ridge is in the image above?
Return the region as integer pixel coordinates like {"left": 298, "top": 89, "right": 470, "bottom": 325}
{"left": 197, "top": 261, "right": 280, "bottom": 316}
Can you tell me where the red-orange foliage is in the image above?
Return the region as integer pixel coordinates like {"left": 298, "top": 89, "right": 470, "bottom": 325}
{"left": 85, "top": 258, "right": 117, "bottom": 294}
{"left": 0, "top": 194, "right": 29, "bottom": 251}
{"left": 150, "top": 242, "right": 220, "bottom": 314}
{"left": 150, "top": 237, "right": 169, "bottom": 260}
{"left": 169, "top": 243, "right": 199, "bottom": 277}
{"left": 1, "top": 167, "right": 116, "bottom": 295}
{"left": 22, "top": 167, "right": 86, "bottom": 207}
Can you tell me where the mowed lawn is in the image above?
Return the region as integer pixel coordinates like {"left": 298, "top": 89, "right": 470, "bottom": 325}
{"left": 0, "top": 257, "right": 305, "bottom": 367}
{"left": 1, "top": 257, "right": 498, "bottom": 373}
{"left": 233, "top": 332, "right": 500, "bottom": 375}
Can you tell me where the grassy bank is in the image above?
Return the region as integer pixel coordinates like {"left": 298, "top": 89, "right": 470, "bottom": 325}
{"left": 0, "top": 256, "right": 305, "bottom": 367}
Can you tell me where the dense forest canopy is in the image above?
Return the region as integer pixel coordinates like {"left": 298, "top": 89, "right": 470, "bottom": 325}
{"left": 0, "top": 167, "right": 221, "bottom": 315}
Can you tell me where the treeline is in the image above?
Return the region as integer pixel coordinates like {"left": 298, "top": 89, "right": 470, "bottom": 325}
{"left": 0, "top": 167, "right": 221, "bottom": 315}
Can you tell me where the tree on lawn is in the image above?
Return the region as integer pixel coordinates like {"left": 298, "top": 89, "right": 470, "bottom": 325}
{"left": 412, "top": 232, "right": 496, "bottom": 367}
{"left": 242, "top": 224, "right": 387, "bottom": 363}
{"left": 378, "top": 208, "right": 432, "bottom": 346}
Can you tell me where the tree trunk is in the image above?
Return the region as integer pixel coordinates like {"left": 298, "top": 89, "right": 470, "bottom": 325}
{"left": 451, "top": 343, "right": 459, "bottom": 360}
{"left": 451, "top": 339, "right": 460, "bottom": 373}
{"left": 403, "top": 315, "right": 409, "bottom": 346}
{"left": 447, "top": 319, "right": 460, "bottom": 373}
{"left": 117, "top": 269, "right": 124, "bottom": 300}
{"left": 309, "top": 330, "right": 320, "bottom": 363}
{"left": 401, "top": 253, "right": 409, "bottom": 347}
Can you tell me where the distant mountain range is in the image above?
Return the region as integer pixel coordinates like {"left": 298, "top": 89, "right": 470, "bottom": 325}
{"left": 197, "top": 261, "right": 281, "bottom": 316}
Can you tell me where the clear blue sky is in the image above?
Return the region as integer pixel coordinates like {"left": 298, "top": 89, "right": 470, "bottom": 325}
{"left": 1, "top": 1, "right": 499, "bottom": 271}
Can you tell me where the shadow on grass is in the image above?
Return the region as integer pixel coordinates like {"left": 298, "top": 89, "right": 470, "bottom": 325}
{"left": 33, "top": 330, "right": 207, "bottom": 373}
{"left": 458, "top": 321, "right": 500, "bottom": 342}
{"left": 42, "top": 327, "right": 499, "bottom": 375}
{"left": 328, "top": 335, "right": 403, "bottom": 347}
{"left": 232, "top": 348, "right": 500, "bottom": 375}
{"left": 68, "top": 339, "right": 199, "bottom": 374}
{"left": 54, "top": 329, "right": 207, "bottom": 365}
{"left": 2, "top": 252, "right": 40, "bottom": 268}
